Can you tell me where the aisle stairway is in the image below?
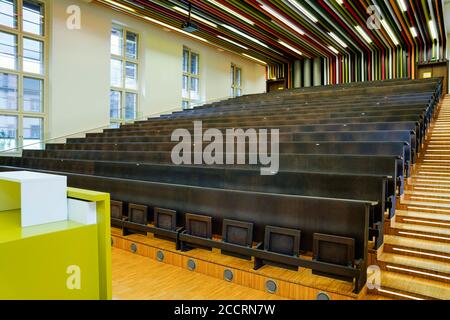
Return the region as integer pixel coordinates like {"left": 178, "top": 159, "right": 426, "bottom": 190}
{"left": 374, "top": 96, "right": 450, "bottom": 300}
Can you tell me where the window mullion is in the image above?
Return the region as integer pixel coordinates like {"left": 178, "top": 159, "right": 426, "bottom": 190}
{"left": 0, "top": 0, "right": 47, "bottom": 152}
{"left": 18, "top": 0, "right": 23, "bottom": 34}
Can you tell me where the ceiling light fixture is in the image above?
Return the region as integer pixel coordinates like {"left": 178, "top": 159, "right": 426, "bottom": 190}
{"left": 410, "top": 26, "right": 418, "bottom": 38}
{"left": 206, "top": 0, "right": 254, "bottom": 25}
{"left": 278, "top": 40, "right": 302, "bottom": 56}
{"left": 328, "top": 45, "right": 339, "bottom": 54}
{"left": 397, "top": 0, "right": 407, "bottom": 12}
{"left": 328, "top": 32, "right": 347, "bottom": 48}
{"left": 223, "top": 24, "right": 268, "bottom": 48}
{"left": 355, "top": 25, "right": 372, "bottom": 43}
{"left": 260, "top": 4, "right": 305, "bottom": 35}
{"left": 286, "top": 0, "right": 318, "bottom": 23}
{"left": 217, "top": 35, "right": 249, "bottom": 49}
{"left": 173, "top": 6, "right": 218, "bottom": 28}
{"left": 429, "top": 20, "right": 438, "bottom": 40}
{"left": 380, "top": 19, "right": 399, "bottom": 45}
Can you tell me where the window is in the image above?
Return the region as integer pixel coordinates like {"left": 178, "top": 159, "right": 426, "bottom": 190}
{"left": 182, "top": 47, "right": 200, "bottom": 109}
{"left": 110, "top": 26, "right": 139, "bottom": 125}
{"left": 0, "top": 0, "right": 46, "bottom": 152}
{"left": 231, "top": 64, "right": 242, "bottom": 98}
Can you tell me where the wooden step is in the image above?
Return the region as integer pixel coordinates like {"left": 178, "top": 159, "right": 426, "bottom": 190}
{"left": 410, "top": 186, "right": 450, "bottom": 193}
{"left": 405, "top": 190, "right": 450, "bottom": 199}
{"left": 423, "top": 155, "right": 450, "bottom": 160}
{"left": 399, "top": 205, "right": 450, "bottom": 216}
{"left": 390, "top": 222, "right": 450, "bottom": 242}
{"left": 413, "top": 176, "right": 450, "bottom": 183}
{"left": 409, "top": 182, "right": 450, "bottom": 190}
{"left": 377, "top": 271, "right": 450, "bottom": 300}
{"left": 384, "top": 234, "right": 450, "bottom": 262}
{"left": 396, "top": 209, "right": 450, "bottom": 223}
{"left": 416, "top": 165, "right": 450, "bottom": 171}
{"left": 405, "top": 195, "right": 450, "bottom": 206}
{"left": 410, "top": 179, "right": 450, "bottom": 187}
{"left": 422, "top": 159, "right": 450, "bottom": 163}
{"left": 411, "top": 175, "right": 450, "bottom": 182}
{"left": 377, "top": 253, "right": 450, "bottom": 283}
{"left": 400, "top": 199, "right": 450, "bottom": 210}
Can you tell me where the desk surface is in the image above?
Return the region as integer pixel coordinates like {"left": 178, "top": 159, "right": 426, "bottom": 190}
{"left": 0, "top": 209, "right": 85, "bottom": 244}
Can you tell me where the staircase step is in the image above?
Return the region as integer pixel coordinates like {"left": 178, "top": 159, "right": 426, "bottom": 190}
{"left": 384, "top": 234, "right": 450, "bottom": 261}
{"left": 400, "top": 200, "right": 450, "bottom": 210}
{"left": 416, "top": 165, "right": 450, "bottom": 171}
{"left": 405, "top": 195, "right": 450, "bottom": 206}
{"left": 409, "top": 182, "right": 450, "bottom": 190}
{"left": 391, "top": 222, "right": 450, "bottom": 242}
{"left": 422, "top": 159, "right": 450, "bottom": 163}
{"left": 416, "top": 169, "right": 450, "bottom": 179}
{"left": 377, "top": 253, "right": 450, "bottom": 285}
{"left": 377, "top": 271, "right": 450, "bottom": 300}
{"left": 414, "top": 174, "right": 450, "bottom": 180}
{"left": 396, "top": 209, "right": 450, "bottom": 223}
{"left": 379, "top": 253, "right": 450, "bottom": 274}
{"left": 411, "top": 186, "right": 450, "bottom": 193}
{"left": 406, "top": 190, "right": 450, "bottom": 198}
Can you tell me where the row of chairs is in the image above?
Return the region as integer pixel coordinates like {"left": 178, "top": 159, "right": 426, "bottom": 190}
{"left": 111, "top": 200, "right": 358, "bottom": 285}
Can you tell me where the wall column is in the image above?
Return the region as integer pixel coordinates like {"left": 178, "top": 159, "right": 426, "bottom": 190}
{"left": 293, "top": 60, "right": 302, "bottom": 88}
{"left": 303, "top": 58, "right": 311, "bottom": 87}
{"left": 313, "top": 58, "right": 321, "bottom": 86}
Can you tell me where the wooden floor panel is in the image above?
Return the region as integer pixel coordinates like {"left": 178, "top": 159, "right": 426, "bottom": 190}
{"left": 111, "top": 247, "right": 388, "bottom": 300}
{"left": 111, "top": 230, "right": 362, "bottom": 300}
{"left": 112, "top": 247, "right": 287, "bottom": 300}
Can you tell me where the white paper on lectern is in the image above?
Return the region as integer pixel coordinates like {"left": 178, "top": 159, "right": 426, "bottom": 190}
{"left": 0, "top": 171, "right": 68, "bottom": 227}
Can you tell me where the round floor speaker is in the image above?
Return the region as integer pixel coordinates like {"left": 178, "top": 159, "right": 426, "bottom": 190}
{"left": 265, "top": 280, "right": 277, "bottom": 294}
{"left": 187, "top": 259, "right": 196, "bottom": 271}
{"left": 224, "top": 269, "right": 233, "bottom": 282}
{"left": 317, "top": 292, "right": 331, "bottom": 300}
{"left": 156, "top": 250, "right": 164, "bottom": 262}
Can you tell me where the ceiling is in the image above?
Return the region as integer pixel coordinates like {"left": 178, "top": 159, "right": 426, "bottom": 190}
{"left": 96, "top": 0, "right": 447, "bottom": 66}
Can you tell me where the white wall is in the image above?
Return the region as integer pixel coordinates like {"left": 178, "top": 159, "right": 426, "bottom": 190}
{"left": 47, "top": 0, "right": 266, "bottom": 140}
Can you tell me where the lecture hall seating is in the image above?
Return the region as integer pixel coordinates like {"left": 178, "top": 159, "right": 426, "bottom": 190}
{"left": 0, "top": 77, "right": 443, "bottom": 294}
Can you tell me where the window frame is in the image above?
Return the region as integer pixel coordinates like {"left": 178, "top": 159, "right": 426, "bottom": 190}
{"left": 182, "top": 46, "right": 200, "bottom": 109}
{"left": 0, "top": 0, "right": 47, "bottom": 153}
{"left": 110, "top": 24, "right": 140, "bottom": 125}
{"left": 231, "top": 63, "right": 242, "bottom": 98}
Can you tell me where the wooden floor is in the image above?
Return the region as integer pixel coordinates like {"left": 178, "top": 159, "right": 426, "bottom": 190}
{"left": 111, "top": 247, "right": 387, "bottom": 300}
{"left": 111, "top": 247, "right": 286, "bottom": 300}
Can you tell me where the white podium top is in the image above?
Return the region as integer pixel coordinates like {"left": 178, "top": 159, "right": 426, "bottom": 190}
{"left": 0, "top": 171, "right": 68, "bottom": 227}
{"left": 0, "top": 171, "right": 66, "bottom": 182}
